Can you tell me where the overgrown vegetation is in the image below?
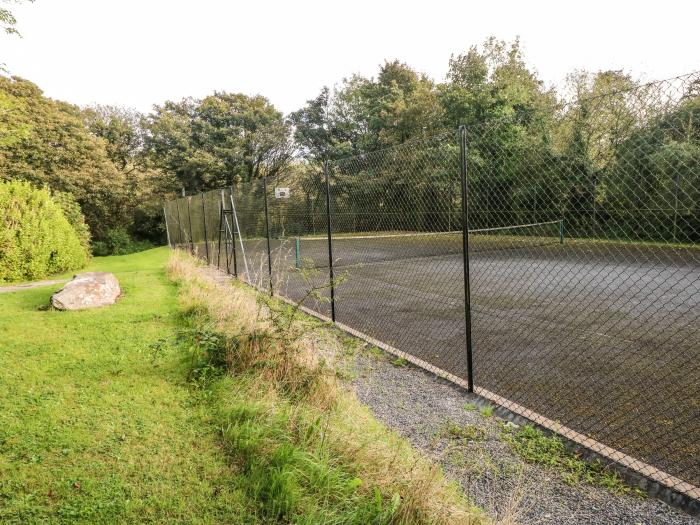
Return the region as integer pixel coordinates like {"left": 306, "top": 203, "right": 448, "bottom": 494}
{"left": 167, "top": 250, "right": 485, "bottom": 524}
{"left": 0, "top": 180, "right": 89, "bottom": 283}
{"left": 91, "top": 227, "right": 152, "bottom": 256}
{"left": 501, "top": 423, "right": 643, "bottom": 496}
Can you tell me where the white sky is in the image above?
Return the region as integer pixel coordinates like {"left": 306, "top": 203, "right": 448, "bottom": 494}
{"left": 2, "top": 0, "right": 699, "bottom": 115}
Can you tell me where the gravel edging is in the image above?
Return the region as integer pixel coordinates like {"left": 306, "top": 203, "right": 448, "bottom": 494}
{"left": 347, "top": 347, "right": 698, "bottom": 525}
{"left": 200, "top": 264, "right": 697, "bottom": 524}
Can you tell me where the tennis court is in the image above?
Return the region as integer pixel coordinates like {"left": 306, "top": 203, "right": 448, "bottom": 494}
{"left": 222, "top": 225, "right": 699, "bottom": 489}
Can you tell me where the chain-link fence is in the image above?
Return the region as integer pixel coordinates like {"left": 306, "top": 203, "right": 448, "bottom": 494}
{"left": 163, "top": 72, "right": 700, "bottom": 508}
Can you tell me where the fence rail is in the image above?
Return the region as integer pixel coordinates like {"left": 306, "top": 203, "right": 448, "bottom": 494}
{"left": 164, "top": 72, "right": 700, "bottom": 509}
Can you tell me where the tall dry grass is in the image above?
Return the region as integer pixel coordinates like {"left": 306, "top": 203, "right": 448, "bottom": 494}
{"left": 167, "top": 250, "right": 487, "bottom": 525}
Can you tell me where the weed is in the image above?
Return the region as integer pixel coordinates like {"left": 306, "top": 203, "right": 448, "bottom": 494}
{"left": 366, "top": 346, "right": 384, "bottom": 360}
{"left": 441, "top": 422, "right": 486, "bottom": 443}
{"left": 502, "top": 424, "right": 641, "bottom": 496}
{"left": 480, "top": 406, "right": 494, "bottom": 417}
{"left": 463, "top": 403, "right": 477, "bottom": 412}
{"left": 392, "top": 357, "right": 409, "bottom": 367}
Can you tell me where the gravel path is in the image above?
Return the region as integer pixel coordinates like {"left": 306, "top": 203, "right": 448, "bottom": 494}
{"left": 347, "top": 348, "right": 698, "bottom": 525}
{"left": 0, "top": 279, "right": 67, "bottom": 293}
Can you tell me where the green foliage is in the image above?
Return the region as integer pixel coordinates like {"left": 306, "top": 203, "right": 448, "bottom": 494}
{"left": 479, "top": 406, "right": 494, "bottom": 417}
{"left": 0, "top": 180, "right": 89, "bottom": 283}
{"left": 211, "top": 385, "right": 401, "bottom": 524}
{"left": 91, "top": 227, "right": 152, "bottom": 256}
{"left": 50, "top": 189, "right": 91, "bottom": 251}
{"left": 146, "top": 92, "right": 292, "bottom": 191}
{"left": 440, "top": 421, "right": 486, "bottom": 442}
{"left": 0, "top": 76, "right": 127, "bottom": 239}
{"left": 502, "top": 424, "right": 641, "bottom": 496}
{"left": 3, "top": 35, "right": 698, "bottom": 248}
{"left": 174, "top": 287, "right": 407, "bottom": 524}
{"left": 0, "top": 0, "right": 33, "bottom": 37}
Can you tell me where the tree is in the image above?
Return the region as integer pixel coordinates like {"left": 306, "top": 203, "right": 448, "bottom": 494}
{"left": 0, "top": 76, "right": 129, "bottom": 238}
{"left": 83, "top": 105, "right": 146, "bottom": 172}
{"left": 290, "top": 61, "right": 443, "bottom": 163}
{"left": 1, "top": 0, "right": 34, "bottom": 70}
{"left": 1, "top": 0, "right": 33, "bottom": 36}
{"left": 146, "top": 93, "right": 292, "bottom": 191}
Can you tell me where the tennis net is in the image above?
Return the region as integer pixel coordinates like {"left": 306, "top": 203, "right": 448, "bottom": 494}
{"left": 281, "top": 220, "right": 564, "bottom": 269}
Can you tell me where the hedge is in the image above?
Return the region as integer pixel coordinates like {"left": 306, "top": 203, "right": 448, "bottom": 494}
{"left": 0, "top": 180, "right": 90, "bottom": 283}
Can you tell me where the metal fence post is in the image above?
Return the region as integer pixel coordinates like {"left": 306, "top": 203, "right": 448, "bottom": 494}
{"left": 673, "top": 172, "right": 680, "bottom": 243}
{"left": 217, "top": 190, "right": 226, "bottom": 272}
{"left": 163, "top": 205, "right": 172, "bottom": 248}
{"left": 324, "top": 160, "right": 336, "bottom": 323}
{"left": 186, "top": 196, "right": 194, "bottom": 255}
{"left": 262, "top": 176, "right": 273, "bottom": 296}
{"left": 229, "top": 185, "right": 238, "bottom": 278}
{"left": 174, "top": 198, "right": 183, "bottom": 248}
{"left": 201, "top": 192, "right": 210, "bottom": 264}
{"left": 459, "top": 125, "right": 475, "bottom": 393}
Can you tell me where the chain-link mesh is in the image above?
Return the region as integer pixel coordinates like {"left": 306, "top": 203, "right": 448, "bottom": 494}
{"left": 265, "top": 167, "right": 334, "bottom": 317}
{"left": 229, "top": 178, "right": 270, "bottom": 290}
{"left": 163, "top": 72, "right": 700, "bottom": 504}
{"left": 329, "top": 132, "right": 467, "bottom": 378}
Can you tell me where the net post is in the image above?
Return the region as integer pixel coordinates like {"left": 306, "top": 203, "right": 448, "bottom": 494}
{"left": 324, "top": 160, "right": 336, "bottom": 323}
{"left": 295, "top": 237, "right": 301, "bottom": 269}
{"left": 163, "top": 205, "right": 172, "bottom": 248}
{"left": 459, "top": 125, "right": 475, "bottom": 393}
{"left": 262, "top": 176, "right": 273, "bottom": 296}
{"left": 559, "top": 219, "right": 565, "bottom": 245}
{"left": 186, "top": 195, "right": 194, "bottom": 256}
{"left": 201, "top": 192, "right": 210, "bottom": 264}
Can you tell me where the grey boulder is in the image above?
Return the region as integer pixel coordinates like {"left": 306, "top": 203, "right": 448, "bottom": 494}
{"left": 51, "top": 272, "right": 121, "bottom": 310}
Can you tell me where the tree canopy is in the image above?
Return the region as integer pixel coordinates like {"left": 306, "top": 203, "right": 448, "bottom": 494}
{"left": 1, "top": 36, "right": 697, "bottom": 248}
{"left": 146, "top": 92, "right": 292, "bottom": 192}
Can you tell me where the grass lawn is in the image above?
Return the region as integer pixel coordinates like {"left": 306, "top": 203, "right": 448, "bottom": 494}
{"left": 0, "top": 247, "right": 257, "bottom": 524}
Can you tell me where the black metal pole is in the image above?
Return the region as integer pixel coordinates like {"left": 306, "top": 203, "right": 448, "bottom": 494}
{"left": 229, "top": 186, "right": 238, "bottom": 278}
{"left": 324, "top": 160, "right": 336, "bottom": 322}
{"left": 262, "top": 177, "right": 273, "bottom": 296}
{"left": 186, "top": 196, "right": 194, "bottom": 255}
{"left": 459, "top": 126, "right": 475, "bottom": 393}
{"left": 201, "top": 192, "right": 210, "bottom": 264}
{"left": 673, "top": 172, "right": 680, "bottom": 243}
{"left": 217, "top": 190, "right": 225, "bottom": 271}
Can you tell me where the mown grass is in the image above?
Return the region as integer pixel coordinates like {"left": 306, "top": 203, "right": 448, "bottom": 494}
{"left": 0, "top": 248, "right": 258, "bottom": 524}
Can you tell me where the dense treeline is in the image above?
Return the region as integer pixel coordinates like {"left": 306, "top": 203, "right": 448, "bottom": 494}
{"left": 1, "top": 37, "right": 698, "bottom": 252}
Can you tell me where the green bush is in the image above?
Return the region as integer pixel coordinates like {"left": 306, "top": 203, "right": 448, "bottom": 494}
{"left": 91, "top": 227, "right": 152, "bottom": 256}
{"left": 0, "top": 180, "right": 90, "bottom": 283}
{"left": 50, "top": 189, "right": 91, "bottom": 251}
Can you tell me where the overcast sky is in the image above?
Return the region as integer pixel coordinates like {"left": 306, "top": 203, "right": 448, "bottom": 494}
{"left": 2, "top": 0, "right": 698, "bottom": 115}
